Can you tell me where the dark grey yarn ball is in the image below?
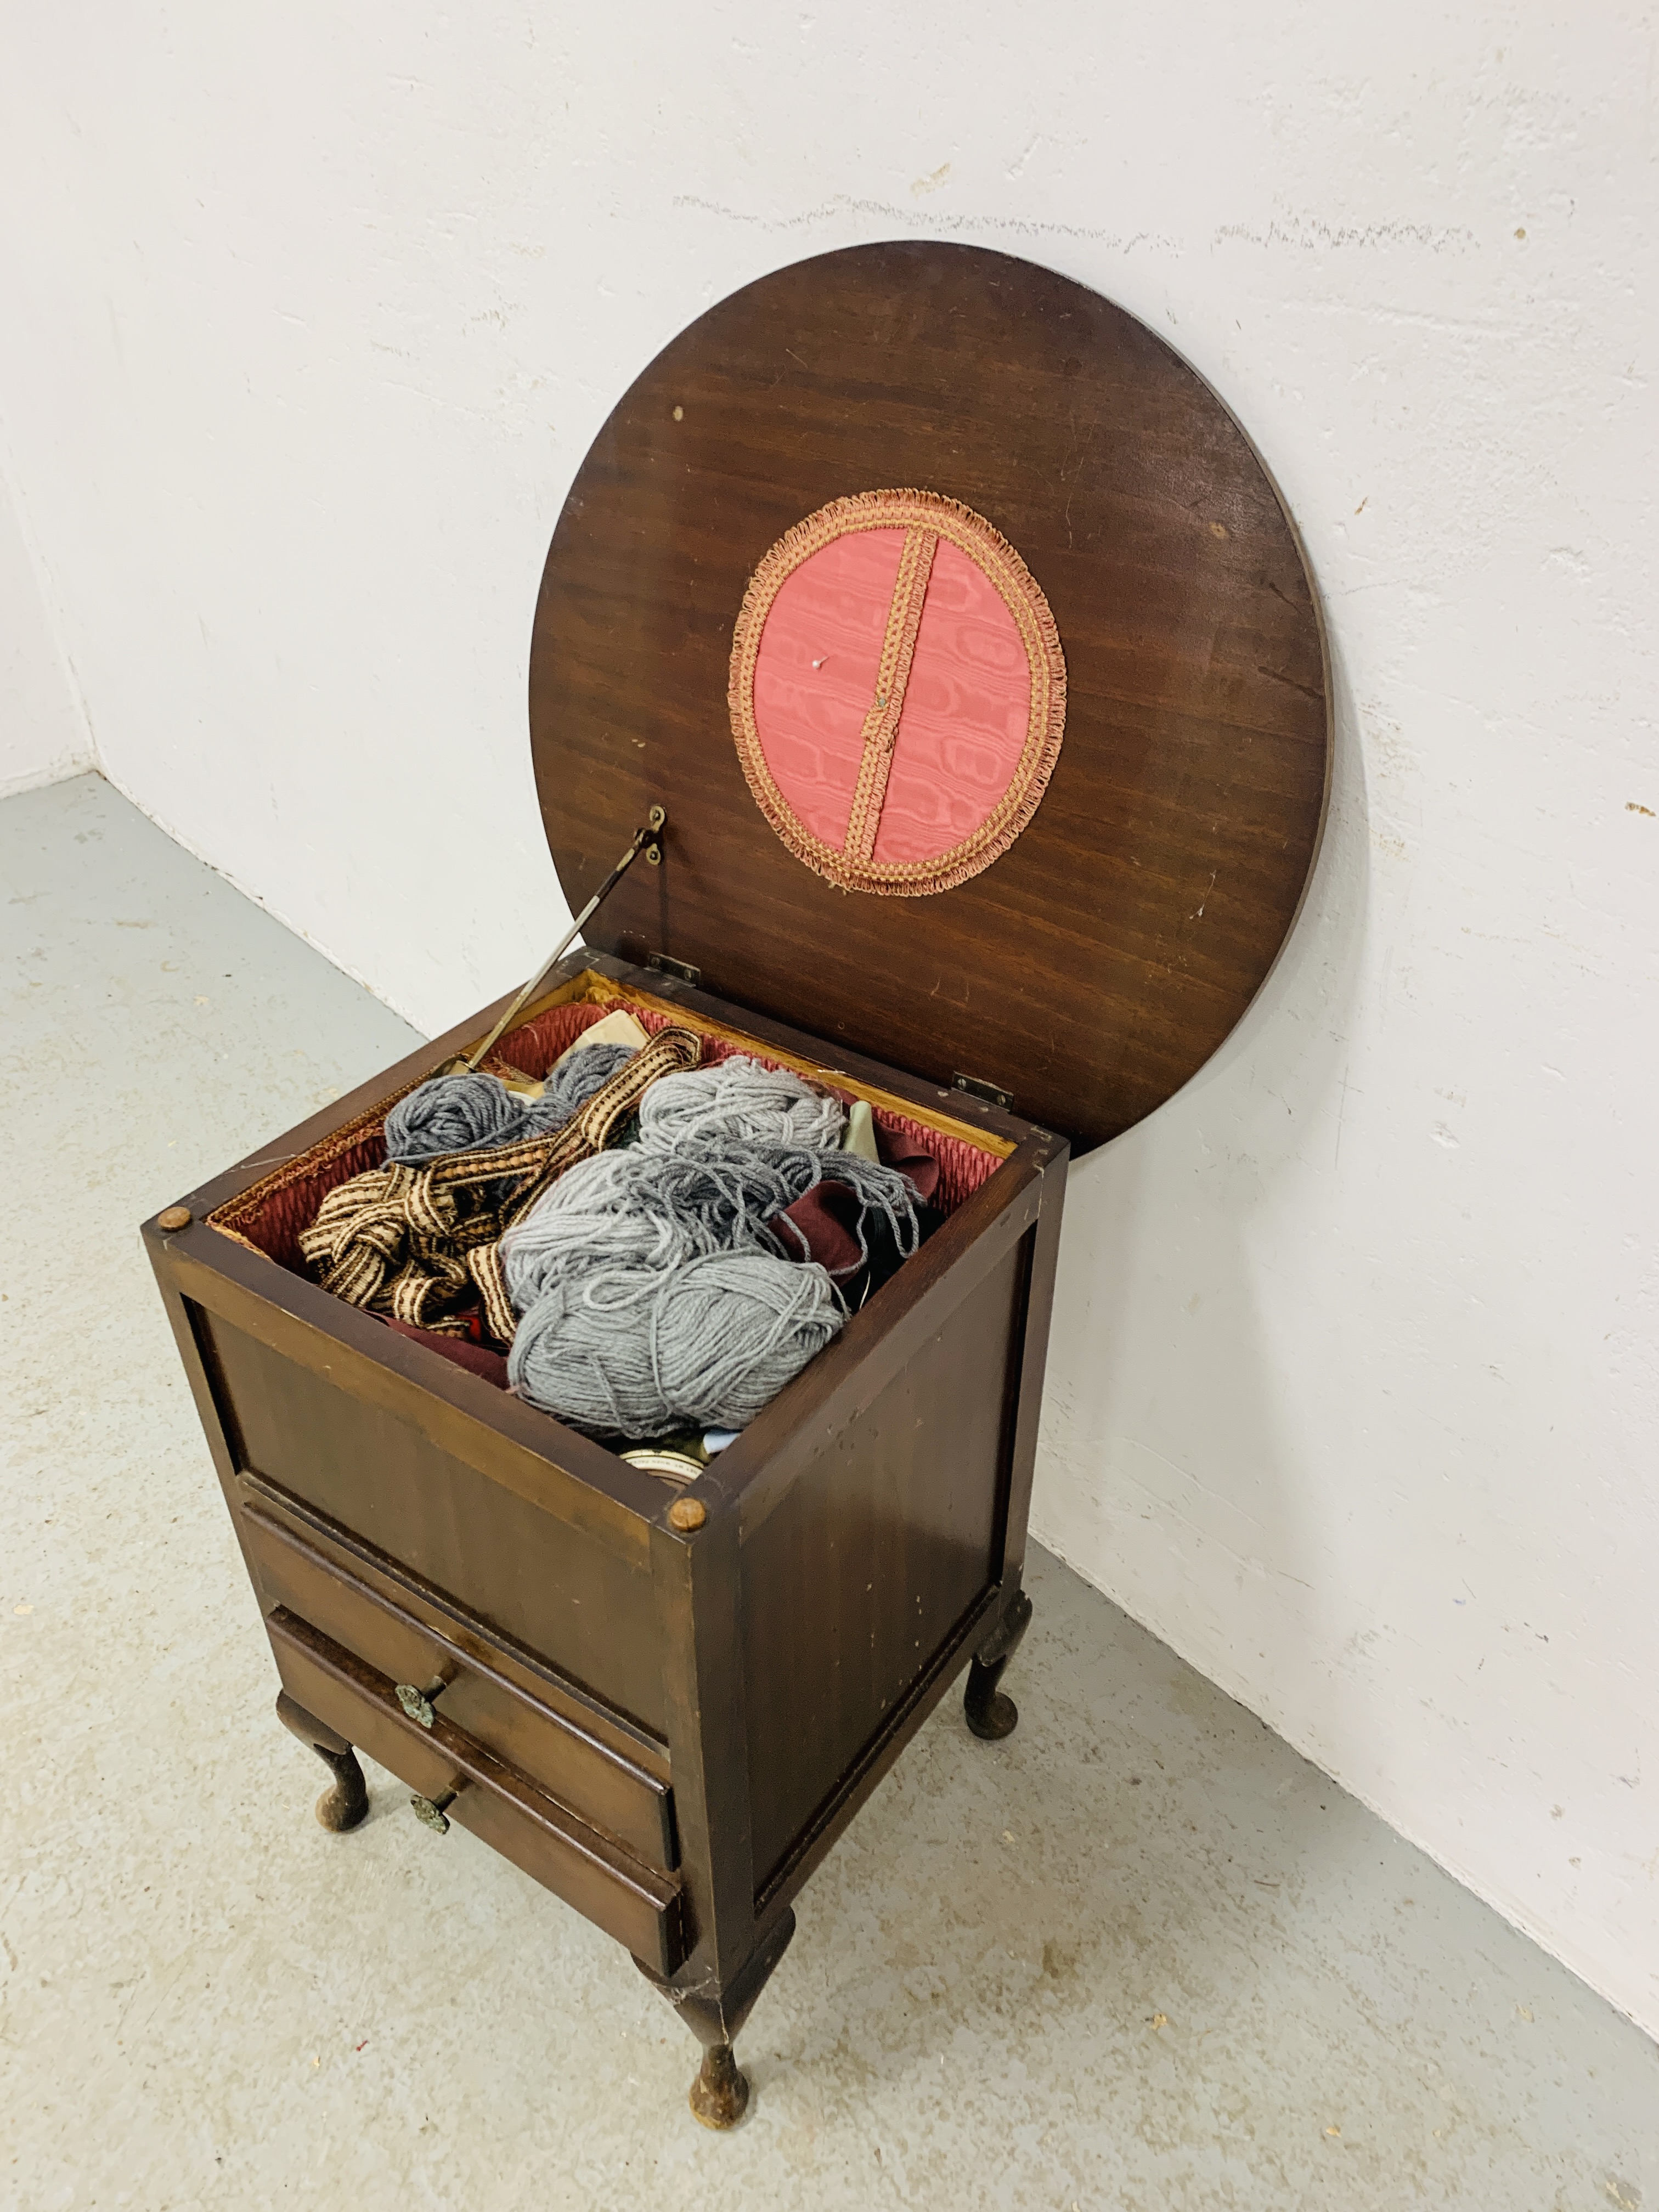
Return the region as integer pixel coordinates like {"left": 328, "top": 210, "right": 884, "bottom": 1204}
{"left": 383, "top": 1041, "right": 635, "bottom": 1165}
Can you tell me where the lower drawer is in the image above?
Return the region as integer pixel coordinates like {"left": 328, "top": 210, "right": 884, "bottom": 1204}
{"left": 269, "top": 1607, "right": 685, "bottom": 1976}
{"left": 240, "top": 1486, "right": 676, "bottom": 1872}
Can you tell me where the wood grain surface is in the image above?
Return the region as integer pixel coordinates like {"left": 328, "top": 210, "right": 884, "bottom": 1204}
{"left": 529, "top": 240, "right": 1329, "bottom": 1150}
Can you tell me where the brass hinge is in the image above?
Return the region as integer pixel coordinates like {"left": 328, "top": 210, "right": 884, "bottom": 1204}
{"left": 953, "top": 1071, "right": 1014, "bottom": 1113}
{"left": 647, "top": 952, "right": 702, "bottom": 989}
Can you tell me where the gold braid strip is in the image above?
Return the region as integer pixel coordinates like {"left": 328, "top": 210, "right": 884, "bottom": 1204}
{"left": 842, "top": 525, "right": 939, "bottom": 867}
{"left": 297, "top": 1025, "right": 701, "bottom": 1337}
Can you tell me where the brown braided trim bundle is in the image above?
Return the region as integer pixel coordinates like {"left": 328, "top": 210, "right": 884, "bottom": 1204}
{"left": 297, "top": 1025, "right": 702, "bottom": 1339}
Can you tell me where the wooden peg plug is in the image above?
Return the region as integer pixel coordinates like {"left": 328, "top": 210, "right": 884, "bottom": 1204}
{"left": 667, "top": 1497, "right": 707, "bottom": 1533}
{"left": 157, "top": 1205, "right": 192, "bottom": 1231}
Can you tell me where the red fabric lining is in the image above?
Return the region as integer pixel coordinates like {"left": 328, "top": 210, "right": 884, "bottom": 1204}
{"left": 234, "top": 1132, "right": 386, "bottom": 1272}
{"left": 226, "top": 995, "right": 1003, "bottom": 1272}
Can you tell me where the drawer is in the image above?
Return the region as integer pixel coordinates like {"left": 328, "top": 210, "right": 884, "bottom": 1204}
{"left": 241, "top": 1489, "right": 676, "bottom": 1873}
{"left": 268, "top": 1607, "right": 685, "bottom": 1976}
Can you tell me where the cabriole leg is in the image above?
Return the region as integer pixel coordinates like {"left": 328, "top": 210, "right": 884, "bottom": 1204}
{"left": 964, "top": 1587, "right": 1034, "bottom": 1740}
{"left": 275, "top": 1690, "right": 370, "bottom": 1831}
{"left": 634, "top": 1907, "right": 795, "bottom": 2130}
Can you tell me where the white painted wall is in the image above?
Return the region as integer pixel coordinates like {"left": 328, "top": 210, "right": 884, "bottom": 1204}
{"left": 0, "top": 453, "right": 91, "bottom": 797}
{"left": 3, "top": 3, "right": 1656, "bottom": 2032}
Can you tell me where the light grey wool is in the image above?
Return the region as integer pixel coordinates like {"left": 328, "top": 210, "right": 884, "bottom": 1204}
{"left": 503, "top": 1057, "right": 919, "bottom": 1437}
{"left": 506, "top": 1249, "right": 844, "bottom": 1439}
{"left": 383, "top": 1041, "right": 635, "bottom": 1164}
{"left": 636, "top": 1054, "right": 845, "bottom": 1154}
{"left": 500, "top": 1140, "right": 921, "bottom": 1314}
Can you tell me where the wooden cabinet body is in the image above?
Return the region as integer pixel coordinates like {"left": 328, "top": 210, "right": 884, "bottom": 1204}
{"left": 146, "top": 954, "right": 1066, "bottom": 2096}
{"left": 143, "top": 240, "right": 1328, "bottom": 2126}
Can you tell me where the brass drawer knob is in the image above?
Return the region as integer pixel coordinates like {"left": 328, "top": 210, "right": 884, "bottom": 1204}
{"left": 395, "top": 1675, "right": 449, "bottom": 1729}
{"left": 410, "top": 1785, "right": 460, "bottom": 1835}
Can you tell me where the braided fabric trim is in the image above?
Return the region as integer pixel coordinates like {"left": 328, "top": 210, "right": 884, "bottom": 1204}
{"left": 842, "top": 523, "right": 939, "bottom": 867}
{"left": 296, "top": 1025, "right": 702, "bottom": 1335}
{"left": 729, "top": 488, "right": 1067, "bottom": 898}
{"left": 467, "top": 1242, "right": 520, "bottom": 1346}
{"left": 206, "top": 1070, "right": 432, "bottom": 1260}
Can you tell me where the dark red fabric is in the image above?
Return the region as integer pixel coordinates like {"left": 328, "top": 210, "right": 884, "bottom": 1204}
{"left": 873, "top": 1120, "right": 941, "bottom": 1203}
{"left": 381, "top": 1315, "right": 510, "bottom": 1389}
{"left": 237, "top": 1133, "right": 385, "bottom": 1271}
{"left": 766, "top": 1182, "right": 866, "bottom": 1279}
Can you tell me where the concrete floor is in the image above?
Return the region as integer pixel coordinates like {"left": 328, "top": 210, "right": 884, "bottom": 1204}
{"left": 3, "top": 771, "right": 1655, "bottom": 2211}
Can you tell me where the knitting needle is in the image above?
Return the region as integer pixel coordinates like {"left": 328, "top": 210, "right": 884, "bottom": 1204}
{"left": 436, "top": 806, "right": 667, "bottom": 1090}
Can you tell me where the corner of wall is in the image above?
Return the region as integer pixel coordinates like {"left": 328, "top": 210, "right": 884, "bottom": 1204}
{"left": 0, "top": 399, "right": 99, "bottom": 801}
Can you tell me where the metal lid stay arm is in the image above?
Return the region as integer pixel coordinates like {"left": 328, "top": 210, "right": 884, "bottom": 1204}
{"left": 437, "top": 806, "right": 666, "bottom": 1082}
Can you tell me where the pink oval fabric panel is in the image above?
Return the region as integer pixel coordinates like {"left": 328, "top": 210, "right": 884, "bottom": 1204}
{"left": 730, "top": 489, "right": 1067, "bottom": 899}
{"left": 750, "top": 528, "right": 905, "bottom": 854}
{"left": 870, "top": 538, "right": 1034, "bottom": 868}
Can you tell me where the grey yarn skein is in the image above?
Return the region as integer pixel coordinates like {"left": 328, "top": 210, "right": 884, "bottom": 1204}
{"left": 501, "top": 1052, "right": 917, "bottom": 1436}
{"left": 507, "top": 1249, "right": 844, "bottom": 1437}
{"left": 383, "top": 1041, "right": 635, "bottom": 1164}
{"left": 653, "top": 1136, "right": 923, "bottom": 1272}
{"left": 636, "top": 1055, "right": 844, "bottom": 1154}
{"left": 500, "top": 1138, "right": 920, "bottom": 1314}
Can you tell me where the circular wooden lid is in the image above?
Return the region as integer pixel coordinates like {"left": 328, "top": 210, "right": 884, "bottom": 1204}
{"left": 529, "top": 242, "right": 1329, "bottom": 1151}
